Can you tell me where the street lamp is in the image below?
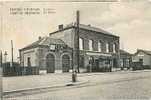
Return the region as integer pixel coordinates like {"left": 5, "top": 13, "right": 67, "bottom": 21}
{"left": 0, "top": 50, "right": 3, "bottom": 100}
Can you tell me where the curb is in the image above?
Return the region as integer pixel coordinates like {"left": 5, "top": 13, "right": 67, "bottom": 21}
{"left": 78, "top": 69, "right": 151, "bottom": 77}
{"left": 3, "top": 80, "right": 89, "bottom": 97}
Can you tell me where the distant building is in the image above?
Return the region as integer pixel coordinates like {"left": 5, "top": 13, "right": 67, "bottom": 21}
{"left": 20, "top": 23, "right": 120, "bottom": 73}
{"left": 132, "top": 49, "right": 151, "bottom": 67}
{"left": 120, "top": 49, "right": 132, "bottom": 69}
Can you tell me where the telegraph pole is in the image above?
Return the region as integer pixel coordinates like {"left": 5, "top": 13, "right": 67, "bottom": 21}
{"left": 0, "top": 50, "right": 3, "bottom": 100}
{"left": 11, "top": 40, "right": 14, "bottom": 67}
{"left": 76, "top": 10, "right": 80, "bottom": 73}
{"left": 72, "top": 10, "right": 80, "bottom": 82}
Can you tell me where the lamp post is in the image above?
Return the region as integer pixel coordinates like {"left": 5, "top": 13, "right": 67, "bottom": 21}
{"left": 0, "top": 50, "right": 3, "bottom": 100}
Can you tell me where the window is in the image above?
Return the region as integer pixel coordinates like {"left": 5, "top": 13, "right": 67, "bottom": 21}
{"left": 106, "top": 43, "right": 109, "bottom": 53}
{"left": 139, "top": 59, "right": 143, "bottom": 63}
{"left": 27, "top": 57, "right": 31, "bottom": 67}
{"left": 79, "top": 38, "right": 83, "bottom": 50}
{"left": 98, "top": 41, "right": 102, "bottom": 52}
{"left": 126, "top": 59, "right": 130, "bottom": 67}
{"left": 89, "top": 39, "right": 93, "bottom": 51}
{"left": 120, "top": 59, "right": 124, "bottom": 67}
{"left": 79, "top": 56, "right": 84, "bottom": 68}
{"left": 113, "top": 43, "right": 116, "bottom": 53}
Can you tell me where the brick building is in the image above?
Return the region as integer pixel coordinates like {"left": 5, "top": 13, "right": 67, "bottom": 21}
{"left": 19, "top": 23, "right": 120, "bottom": 73}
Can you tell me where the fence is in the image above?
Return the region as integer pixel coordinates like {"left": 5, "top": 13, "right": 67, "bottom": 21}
{"left": 3, "top": 65, "right": 39, "bottom": 77}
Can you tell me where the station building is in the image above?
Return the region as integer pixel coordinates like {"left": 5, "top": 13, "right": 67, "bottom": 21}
{"left": 19, "top": 23, "right": 120, "bottom": 73}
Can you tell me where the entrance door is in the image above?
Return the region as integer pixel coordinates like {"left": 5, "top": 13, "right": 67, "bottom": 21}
{"left": 46, "top": 54, "right": 55, "bottom": 73}
{"left": 113, "top": 58, "right": 117, "bottom": 67}
{"left": 62, "top": 55, "right": 70, "bottom": 72}
{"left": 93, "top": 59, "right": 99, "bottom": 72}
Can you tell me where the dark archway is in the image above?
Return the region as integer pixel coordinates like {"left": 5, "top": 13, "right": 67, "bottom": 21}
{"left": 46, "top": 54, "right": 55, "bottom": 73}
{"left": 62, "top": 55, "right": 70, "bottom": 72}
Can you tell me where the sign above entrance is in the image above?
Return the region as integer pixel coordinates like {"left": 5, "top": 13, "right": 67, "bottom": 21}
{"left": 86, "top": 52, "right": 112, "bottom": 57}
{"left": 49, "top": 44, "right": 56, "bottom": 50}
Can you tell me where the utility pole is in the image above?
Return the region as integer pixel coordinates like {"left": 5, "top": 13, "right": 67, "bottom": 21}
{"left": 76, "top": 10, "right": 80, "bottom": 73}
{"left": 0, "top": 50, "right": 3, "bottom": 100}
{"left": 11, "top": 40, "right": 13, "bottom": 67}
{"left": 72, "top": 10, "right": 80, "bottom": 82}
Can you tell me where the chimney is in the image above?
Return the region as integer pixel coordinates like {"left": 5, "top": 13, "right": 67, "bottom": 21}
{"left": 38, "top": 36, "right": 42, "bottom": 40}
{"left": 58, "top": 24, "right": 63, "bottom": 30}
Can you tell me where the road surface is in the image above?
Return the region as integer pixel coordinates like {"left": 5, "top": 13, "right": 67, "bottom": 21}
{"left": 4, "top": 70, "right": 151, "bottom": 100}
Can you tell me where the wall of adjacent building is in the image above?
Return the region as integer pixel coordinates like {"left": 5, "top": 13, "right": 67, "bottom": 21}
{"left": 20, "top": 48, "right": 39, "bottom": 67}
{"left": 132, "top": 51, "right": 151, "bottom": 66}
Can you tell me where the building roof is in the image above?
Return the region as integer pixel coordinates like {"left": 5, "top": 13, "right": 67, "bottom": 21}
{"left": 49, "top": 23, "right": 119, "bottom": 38}
{"left": 20, "top": 37, "right": 65, "bottom": 50}
{"left": 120, "top": 49, "right": 131, "bottom": 55}
{"left": 135, "top": 49, "right": 151, "bottom": 56}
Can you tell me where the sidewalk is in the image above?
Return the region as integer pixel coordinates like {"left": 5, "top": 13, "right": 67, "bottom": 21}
{"left": 3, "top": 73, "right": 88, "bottom": 94}
{"left": 3, "top": 70, "right": 151, "bottom": 96}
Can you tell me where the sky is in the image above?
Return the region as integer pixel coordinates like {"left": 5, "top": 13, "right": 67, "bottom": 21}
{"left": 1, "top": 0, "right": 151, "bottom": 62}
